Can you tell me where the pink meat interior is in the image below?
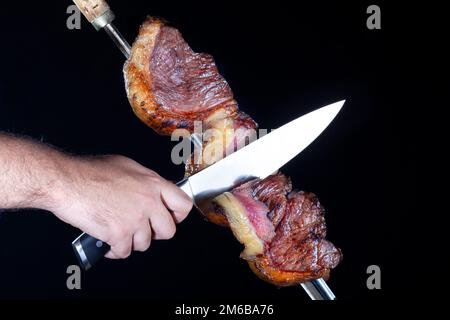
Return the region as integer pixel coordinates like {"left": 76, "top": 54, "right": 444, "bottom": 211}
{"left": 232, "top": 188, "right": 275, "bottom": 243}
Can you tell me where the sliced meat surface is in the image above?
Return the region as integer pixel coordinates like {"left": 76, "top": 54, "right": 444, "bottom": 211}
{"left": 213, "top": 173, "right": 342, "bottom": 285}
{"left": 124, "top": 17, "right": 248, "bottom": 136}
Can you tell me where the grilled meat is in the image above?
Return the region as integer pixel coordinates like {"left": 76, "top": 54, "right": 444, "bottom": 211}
{"left": 124, "top": 17, "right": 341, "bottom": 285}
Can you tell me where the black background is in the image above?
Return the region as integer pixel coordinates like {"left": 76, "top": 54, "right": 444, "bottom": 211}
{"left": 0, "top": 0, "right": 416, "bottom": 307}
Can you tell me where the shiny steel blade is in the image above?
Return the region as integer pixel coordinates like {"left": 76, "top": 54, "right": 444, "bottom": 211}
{"left": 180, "top": 100, "right": 345, "bottom": 206}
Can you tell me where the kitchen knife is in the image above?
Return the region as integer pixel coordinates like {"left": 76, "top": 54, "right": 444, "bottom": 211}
{"left": 73, "top": 100, "right": 344, "bottom": 269}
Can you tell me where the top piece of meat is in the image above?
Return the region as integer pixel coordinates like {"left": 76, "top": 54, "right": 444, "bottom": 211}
{"left": 124, "top": 17, "right": 240, "bottom": 135}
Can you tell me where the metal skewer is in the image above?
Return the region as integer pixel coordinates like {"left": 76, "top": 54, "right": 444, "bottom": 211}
{"left": 301, "top": 278, "right": 336, "bottom": 300}
{"left": 72, "top": 0, "right": 335, "bottom": 301}
{"left": 73, "top": 0, "right": 130, "bottom": 57}
{"left": 103, "top": 23, "right": 131, "bottom": 57}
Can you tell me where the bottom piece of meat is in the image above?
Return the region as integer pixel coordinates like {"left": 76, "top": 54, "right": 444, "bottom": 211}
{"left": 213, "top": 172, "right": 342, "bottom": 286}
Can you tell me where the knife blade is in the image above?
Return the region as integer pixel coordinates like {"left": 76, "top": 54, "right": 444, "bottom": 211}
{"left": 179, "top": 100, "right": 344, "bottom": 210}
{"left": 72, "top": 100, "right": 344, "bottom": 270}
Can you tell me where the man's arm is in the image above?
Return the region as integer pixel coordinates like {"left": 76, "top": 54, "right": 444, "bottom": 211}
{"left": 0, "top": 133, "right": 193, "bottom": 258}
{"left": 0, "top": 134, "right": 66, "bottom": 209}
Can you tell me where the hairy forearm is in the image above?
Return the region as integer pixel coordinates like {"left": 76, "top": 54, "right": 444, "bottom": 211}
{"left": 0, "top": 133, "right": 68, "bottom": 210}
{"left": 0, "top": 133, "right": 193, "bottom": 259}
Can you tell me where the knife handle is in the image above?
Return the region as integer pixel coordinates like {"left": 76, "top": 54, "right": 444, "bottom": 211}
{"left": 72, "top": 232, "right": 110, "bottom": 270}
{"left": 72, "top": 0, "right": 115, "bottom": 30}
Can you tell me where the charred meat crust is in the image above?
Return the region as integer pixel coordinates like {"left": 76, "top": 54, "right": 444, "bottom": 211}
{"left": 124, "top": 17, "right": 240, "bottom": 135}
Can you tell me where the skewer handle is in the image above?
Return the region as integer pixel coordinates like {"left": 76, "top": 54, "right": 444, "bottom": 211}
{"left": 72, "top": 0, "right": 130, "bottom": 56}
{"left": 72, "top": 0, "right": 115, "bottom": 30}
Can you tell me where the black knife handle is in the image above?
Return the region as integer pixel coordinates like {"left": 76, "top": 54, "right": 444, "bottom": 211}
{"left": 72, "top": 232, "right": 110, "bottom": 270}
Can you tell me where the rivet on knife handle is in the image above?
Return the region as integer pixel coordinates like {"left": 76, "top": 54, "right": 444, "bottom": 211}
{"left": 72, "top": 232, "right": 110, "bottom": 270}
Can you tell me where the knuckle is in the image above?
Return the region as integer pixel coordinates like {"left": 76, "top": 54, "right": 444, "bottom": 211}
{"left": 106, "top": 154, "right": 126, "bottom": 164}
{"left": 146, "top": 191, "right": 160, "bottom": 204}
{"left": 146, "top": 175, "right": 163, "bottom": 187}
{"left": 145, "top": 169, "right": 161, "bottom": 179}
{"left": 116, "top": 252, "right": 130, "bottom": 259}
{"left": 145, "top": 237, "right": 152, "bottom": 250}
{"left": 176, "top": 202, "right": 193, "bottom": 220}
{"left": 185, "top": 200, "right": 194, "bottom": 213}
{"left": 136, "top": 233, "right": 152, "bottom": 252}
{"left": 162, "top": 224, "right": 176, "bottom": 240}
{"left": 113, "top": 224, "right": 132, "bottom": 242}
{"left": 99, "top": 231, "right": 113, "bottom": 246}
{"left": 136, "top": 239, "right": 151, "bottom": 252}
{"left": 177, "top": 210, "right": 190, "bottom": 223}
{"left": 112, "top": 155, "right": 138, "bottom": 168}
{"left": 107, "top": 229, "right": 120, "bottom": 246}
{"left": 134, "top": 244, "right": 144, "bottom": 252}
{"left": 123, "top": 250, "right": 131, "bottom": 259}
{"left": 113, "top": 246, "right": 130, "bottom": 259}
{"left": 114, "top": 154, "right": 130, "bottom": 162}
{"left": 136, "top": 212, "right": 147, "bottom": 224}
{"left": 116, "top": 227, "right": 128, "bottom": 239}
{"left": 114, "top": 251, "right": 125, "bottom": 259}
{"left": 145, "top": 170, "right": 166, "bottom": 184}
